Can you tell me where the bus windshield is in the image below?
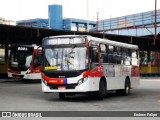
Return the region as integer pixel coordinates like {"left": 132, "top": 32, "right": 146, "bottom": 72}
{"left": 9, "top": 47, "right": 33, "bottom": 71}
{"left": 44, "top": 46, "right": 88, "bottom": 71}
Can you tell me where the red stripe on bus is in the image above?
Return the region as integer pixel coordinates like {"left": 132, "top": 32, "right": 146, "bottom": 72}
{"left": 132, "top": 66, "right": 140, "bottom": 77}
{"left": 41, "top": 73, "right": 64, "bottom": 84}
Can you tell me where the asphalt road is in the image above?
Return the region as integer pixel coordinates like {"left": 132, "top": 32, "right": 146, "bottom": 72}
{"left": 0, "top": 78, "right": 160, "bottom": 119}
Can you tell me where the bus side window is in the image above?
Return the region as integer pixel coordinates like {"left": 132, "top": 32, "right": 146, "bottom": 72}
{"left": 124, "top": 48, "right": 131, "bottom": 65}
{"left": 116, "top": 47, "right": 122, "bottom": 64}
{"left": 90, "top": 47, "right": 98, "bottom": 63}
{"left": 131, "top": 50, "right": 138, "bottom": 65}
{"left": 108, "top": 46, "right": 116, "bottom": 63}
{"left": 90, "top": 47, "right": 98, "bottom": 69}
{"left": 100, "top": 44, "right": 107, "bottom": 63}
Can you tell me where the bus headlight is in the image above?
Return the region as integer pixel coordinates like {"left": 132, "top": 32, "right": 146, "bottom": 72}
{"left": 78, "top": 77, "right": 88, "bottom": 86}
{"left": 41, "top": 78, "right": 48, "bottom": 86}
{"left": 34, "top": 69, "right": 40, "bottom": 73}
{"left": 26, "top": 69, "right": 31, "bottom": 74}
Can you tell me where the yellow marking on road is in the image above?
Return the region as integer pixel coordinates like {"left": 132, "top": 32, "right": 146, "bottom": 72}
{"left": 141, "top": 79, "right": 160, "bottom": 82}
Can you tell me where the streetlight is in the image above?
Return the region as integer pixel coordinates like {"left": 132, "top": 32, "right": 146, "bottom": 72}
{"left": 87, "top": 0, "right": 89, "bottom": 32}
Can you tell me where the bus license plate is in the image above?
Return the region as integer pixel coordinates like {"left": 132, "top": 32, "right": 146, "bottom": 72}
{"left": 15, "top": 76, "right": 21, "bottom": 78}
{"left": 58, "top": 86, "right": 66, "bottom": 90}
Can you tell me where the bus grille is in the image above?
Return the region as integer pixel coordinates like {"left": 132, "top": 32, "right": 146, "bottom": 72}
{"left": 12, "top": 74, "right": 24, "bottom": 79}
{"left": 48, "top": 83, "right": 78, "bottom": 89}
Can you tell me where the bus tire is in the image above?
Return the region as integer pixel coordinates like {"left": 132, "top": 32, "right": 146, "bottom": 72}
{"left": 116, "top": 78, "right": 130, "bottom": 96}
{"left": 59, "top": 93, "right": 66, "bottom": 99}
{"left": 122, "top": 78, "right": 130, "bottom": 96}
{"left": 124, "top": 78, "right": 130, "bottom": 96}
{"left": 97, "top": 80, "right": 106, "bottom": 100}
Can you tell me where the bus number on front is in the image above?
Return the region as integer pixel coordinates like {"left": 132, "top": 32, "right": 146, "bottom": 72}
{"left": 18, "top": 47, "right": 28, "bottom": 51}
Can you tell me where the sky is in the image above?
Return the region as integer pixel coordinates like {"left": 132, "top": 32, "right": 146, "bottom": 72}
{"left": 0, "top": 0, "right": 160, "bottom": 21}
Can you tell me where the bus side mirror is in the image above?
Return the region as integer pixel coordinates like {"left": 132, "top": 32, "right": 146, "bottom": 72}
{"left": 36, "top": 45, "right": 42, "bottom": 54}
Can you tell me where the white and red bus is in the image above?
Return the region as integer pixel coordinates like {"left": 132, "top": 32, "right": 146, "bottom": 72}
{"left": 41, "top": 35, "right": 140, "bottom": 100}
{"left": 8, "top": 45, "right": 42, "bottom": 81}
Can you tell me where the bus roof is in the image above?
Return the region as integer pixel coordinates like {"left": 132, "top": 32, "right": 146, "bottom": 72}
{"left": 44, "top": 35, "right": 138, "bottom": 50}
{"left": 87, "top": 36, "right": 138, "bottom": 50}
{"left": 12, "top": 44, "right": 42, "bottom": 50}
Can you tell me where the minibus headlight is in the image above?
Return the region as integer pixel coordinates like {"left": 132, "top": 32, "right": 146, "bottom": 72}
{"left": 41, "top": 78, "right": 48, "bottom": 86}
{"left": 34, "top": 69, "right": 40, "bottom": 73}
{"left": 78, "top": 79, "right": 83, "bottom": 85}
{"left": 26, "top": 69, "right": 31, "bottom": 74}
{"left": 78, "top": 77, "right": 88, "bottom": 85}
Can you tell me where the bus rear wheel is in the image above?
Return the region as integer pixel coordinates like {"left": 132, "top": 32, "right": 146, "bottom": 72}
{"left": 116, "top": 79, "right": 130, "bottom": 96}
{"left": 123, "top": 79, "right": 130, "bottom": 96}
{"left": 59, "top": 93, "right": 66, "bottom": 99}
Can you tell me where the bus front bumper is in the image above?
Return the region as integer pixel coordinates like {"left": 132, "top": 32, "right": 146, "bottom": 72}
{"left": 41, "top": 78, "right": 99, "bottom": 93}
{"left": 8, "top": 72, "right": 41, "bottom": 80}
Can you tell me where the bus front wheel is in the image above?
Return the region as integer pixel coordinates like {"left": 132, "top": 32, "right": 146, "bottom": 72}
{"left": 59, "top": 93, "right": 66, "bottom": 99}
{"left": 97, "top": 80, "right": 106, "bottom": 100}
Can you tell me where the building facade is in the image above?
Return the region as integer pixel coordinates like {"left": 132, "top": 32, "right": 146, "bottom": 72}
{"left": 16, "top": 5, "right": 96, "bottom": 32}
{"left": 17, "top": 19, "right": 49, "bottom": 28}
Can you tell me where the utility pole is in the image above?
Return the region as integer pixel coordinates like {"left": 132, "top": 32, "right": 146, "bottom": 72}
{"left": 96, "top": 12, "right": 99, "bottom": 31}
{"left": 87, "top": 0, "right": 89, "bottom": 32}
{"left": 154, "top": 0, "right": 157, "bottom": 37}
{"left": 154, "top": 0, "right": 157, "bottom": 44}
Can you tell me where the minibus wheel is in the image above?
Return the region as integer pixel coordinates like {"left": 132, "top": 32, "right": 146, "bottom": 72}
{"left": 97, "top": 80, "right": 106, "bottom": 100}
{"left": 59, "top": 93, "right": 66, "bottom": 99}
{"left": 123, "top": 79, "right": 130, "bottom": 96}
{"left": 116, "top": 78, "right": 130, "bottom": 96}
